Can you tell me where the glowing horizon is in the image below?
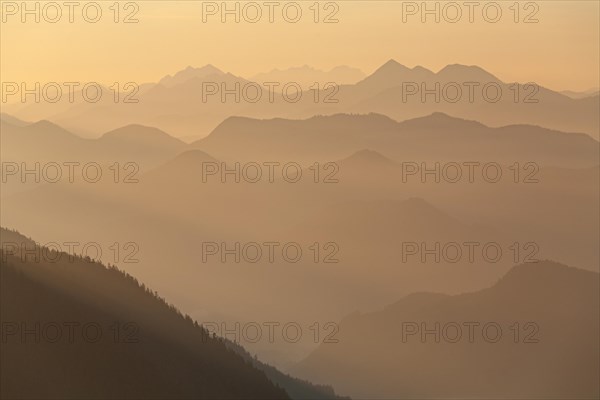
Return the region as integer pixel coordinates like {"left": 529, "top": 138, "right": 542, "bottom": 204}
{"left": 1, "top": 1, "right": 598, "bottom": 92}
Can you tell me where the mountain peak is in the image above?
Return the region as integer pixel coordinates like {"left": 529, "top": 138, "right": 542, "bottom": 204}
{"left": 159, "top": 64, "right": 225, "bottom": 87}
{"left": 429, "top": 111, "right": 454, "bottom": 119}
{"left": 496, "top": 261, "right": 597, "bottom": 291}
{"left": 101, "top": 124, "right": 169, "bottom": 139}
{"left": 359, "top": 60, "right": 434, "bottom": 88}
{"left": 400, "top": 112, "right": 487, "bottom": 130}
{"left": 437, "top": 64, "right": 499, "bottom": 81}
{"left": 201, "top": 63, "right": 221, "bottom": 72}
{"left": 383, "top": 59, "right": 402, "bottom": 67}
{"left": 29, "top": 119, "right": 62, "bottom": 130}
{"left": 0, "top": 112, "right": 29, "bottom": 127}
{"left": 378, "top": 59, "right": 410, "bottom": 72}
{"left": 99, "top": 124, "right": 185, "bottom": 149}
{"left": 24, "top": 120, "right": 78, "bottom": 139}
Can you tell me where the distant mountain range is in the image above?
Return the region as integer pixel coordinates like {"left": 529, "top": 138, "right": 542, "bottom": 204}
{"left": 192, "top": 112, "right": 598, "bottom": 167}
{"left": 1, "top": 119, "right": 186, "bottom": 167}
{"left": 2, "top": 131, "right": 597, "bottom": 370}
{"left": 3, "top": 112, "right": 597, "bottom": 170}
{"left": 4, "top": 60, "right": 598, "bottom": 139}
{"left": 1, "top": 108, "right": 598, "bottom": 372}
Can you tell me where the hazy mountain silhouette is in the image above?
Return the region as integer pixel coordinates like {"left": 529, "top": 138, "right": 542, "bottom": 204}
{"left": 96, "top": 124, "right": 187, "bottom": 158}
{"left": 191, "top": 112, "right": 598, "bottom": 167}
{"left": 0, "top": 112, "right": 29, "bottom": 127}
{"left": 8, "top": 61, "right": 598, "bottom": 138}
{"left": 0, "top": 120, "right": 190, "bottom": 199}
{"left": 345, "top": 61, "right": 599, "bottom": 138}
{"left": 4, "top": 6, "right": 598, "bottom": 398}
{"left": 355, "top": 60, "right": 436, "bottom": 94}
{"left": 356, "top": 62, "right": 499, "bottom": 90}
{"left": 2, "top": 111, "right": 598, "bottom": 370}
{"left": 1, "top": 120, "right": 186, "bottom": 167}
{"left": 0, "top": 158, "right": 549, "bottom": 361}
{"left": 1, "top": 120, "right": 86, "bottom": 163}
{"left": 331, "top": 149, "right": 600, "bottom": 271}
{"left": 561, "top": 88, "right": 600, "bottom": 99}
{"left": 2, "top": 133, "right": 597, "bottom": 335}
{"left": 292, "top": 261, "right": 600, "bottom": 399}
{"left": 159, "top": 64, "right": 226, "bottom": 87}
{"left": 0, "top": 228, "right": 346, "bottom": 399}
{"left": 3, "top": 84, "right": 141, "bottom": 134}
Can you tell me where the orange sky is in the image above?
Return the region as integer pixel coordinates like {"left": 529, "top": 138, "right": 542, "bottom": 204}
{"left": 1, "top": 1, "right": 599, "bottom": 91}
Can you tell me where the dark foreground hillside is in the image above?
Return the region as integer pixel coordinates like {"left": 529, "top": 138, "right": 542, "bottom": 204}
{"left": 0, "top": 228, "right": 290, "bottom": 399}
